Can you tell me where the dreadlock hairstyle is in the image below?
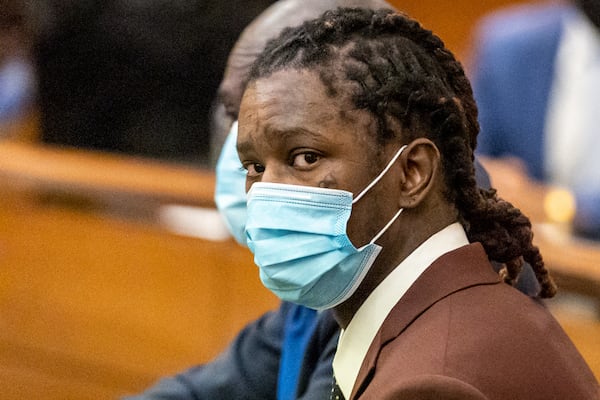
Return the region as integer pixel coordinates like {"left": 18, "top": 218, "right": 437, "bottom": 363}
{"left": 247, "top": 7, "right": 556, "bottom": 298}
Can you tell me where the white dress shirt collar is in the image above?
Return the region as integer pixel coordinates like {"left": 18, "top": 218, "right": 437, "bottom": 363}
{"left": 332, "top": 222, "right": 469, "bottom": 398}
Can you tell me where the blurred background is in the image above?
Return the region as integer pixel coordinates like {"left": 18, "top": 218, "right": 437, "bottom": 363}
{"left": 1, "top": 0, "right": 598, "bottom": 399}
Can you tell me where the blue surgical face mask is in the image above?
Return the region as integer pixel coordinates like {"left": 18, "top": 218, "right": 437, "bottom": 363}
{"left": 245, "top": 145, "right": 407, "bottom": 310}
{"left": 214, "top": 121, "right": 248, "bottom": 245}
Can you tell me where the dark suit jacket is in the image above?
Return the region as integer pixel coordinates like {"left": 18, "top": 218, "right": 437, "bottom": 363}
{"left": 351, "top": 243, "right": 598, "bottom": 399}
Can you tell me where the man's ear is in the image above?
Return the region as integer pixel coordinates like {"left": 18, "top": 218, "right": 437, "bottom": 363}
{"left": 397, "top": 138, "right": 440, "bottom": 208}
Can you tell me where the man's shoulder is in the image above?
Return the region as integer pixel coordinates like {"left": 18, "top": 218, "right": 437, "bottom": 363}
{"left": 374, "top": 283, "right": 595, "bottom": 398}
{"left": 371, "top": 284, "right": 597, "bottom": 399}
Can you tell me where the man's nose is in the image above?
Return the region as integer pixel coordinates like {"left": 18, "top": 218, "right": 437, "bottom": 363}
{"left": 260, "top": 163, "right": 287, "bottom": 185}
{"left": 246, "top": 164, "right": 290, "bottom": 192}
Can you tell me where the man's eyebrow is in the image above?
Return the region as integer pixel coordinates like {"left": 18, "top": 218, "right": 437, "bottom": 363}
{"left": 236, "top": 139, "right": 254, "bottom": 155}
{"left": 264, "top": 127, "right": 325, "bottom": 142}
{"left": 237, "top": 126, "right": 327, "bottom": 156}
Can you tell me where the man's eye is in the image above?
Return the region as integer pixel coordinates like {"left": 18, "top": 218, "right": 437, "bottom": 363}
{"left": 292, "top": 152, "right": 321, "bottom": 168}
{"left": 245, "top": 163, "right": 265, "bottom": 177}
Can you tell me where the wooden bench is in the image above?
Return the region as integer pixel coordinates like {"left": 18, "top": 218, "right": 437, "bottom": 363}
{"left": 0, "top": 141, "right": 278, "bottom": 399}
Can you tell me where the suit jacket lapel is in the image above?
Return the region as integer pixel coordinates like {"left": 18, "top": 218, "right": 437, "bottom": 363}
{"left": 351, "top": 243, "right": 501, "bottom": 399}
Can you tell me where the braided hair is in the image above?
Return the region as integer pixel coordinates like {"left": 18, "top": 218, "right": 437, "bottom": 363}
{"left": 247, "top": 7, "right": 556, "bottom": 298}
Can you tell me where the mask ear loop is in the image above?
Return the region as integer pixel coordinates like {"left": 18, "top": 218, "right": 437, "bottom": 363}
{"left": 370, "top": 208, "right": 403, "bottom": 244}
{"left": 350, "top": 144, "right": 408, "bottom": 245}
{"left": 352, "top": 145, "right": 408, "bottom": 204}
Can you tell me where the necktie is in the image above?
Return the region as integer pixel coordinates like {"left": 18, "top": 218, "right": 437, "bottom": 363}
{"left": 277, "top": 305, "right": 318, "bottom": 400}
{"left": 330, "top": 377, "right": 345, "bottom": 400}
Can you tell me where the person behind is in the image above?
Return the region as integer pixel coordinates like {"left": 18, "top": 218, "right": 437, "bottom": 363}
{"left": 471, "top": 0, "right": 600, "bottom": 239}
{"left": 236, "top": 7, "right": 598, "bottom": 399}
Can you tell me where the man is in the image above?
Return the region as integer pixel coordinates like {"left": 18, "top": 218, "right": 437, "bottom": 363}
{"left": 237, "top": 7, "right": 598, "bottom": 399}
{"left": 471, "top": 0, "right": 600, "bottom": 239}
{"left": 126, "top": 2, "right": 393, "bottom": 399}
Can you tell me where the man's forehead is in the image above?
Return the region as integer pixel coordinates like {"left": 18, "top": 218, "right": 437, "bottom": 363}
{"left": 241, "top": 70, "right": 342, "bottom": 121}
{"left": 240, "top": 73, "right": 379, "bottom": 152}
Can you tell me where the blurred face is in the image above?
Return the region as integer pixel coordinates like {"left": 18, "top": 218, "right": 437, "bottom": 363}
{"left": 217, "top": 53, "right": 253, "bottom": 120}
{"left": 212, "top": 29, "right": 267, "bottom": 142}
{"left": 216, "top": 24, "right": 269, "bottom": 122}
{"left": 237, "top": 68, "right": 402, "bottom": 248}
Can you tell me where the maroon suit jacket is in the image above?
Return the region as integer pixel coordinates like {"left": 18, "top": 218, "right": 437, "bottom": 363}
{"left": 351, "top": 243, "right": 598, "bottom": 399}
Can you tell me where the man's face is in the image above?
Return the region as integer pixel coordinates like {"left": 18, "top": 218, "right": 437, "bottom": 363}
{"left": 237, "top": 68, "right": 402, "bottom": 248}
